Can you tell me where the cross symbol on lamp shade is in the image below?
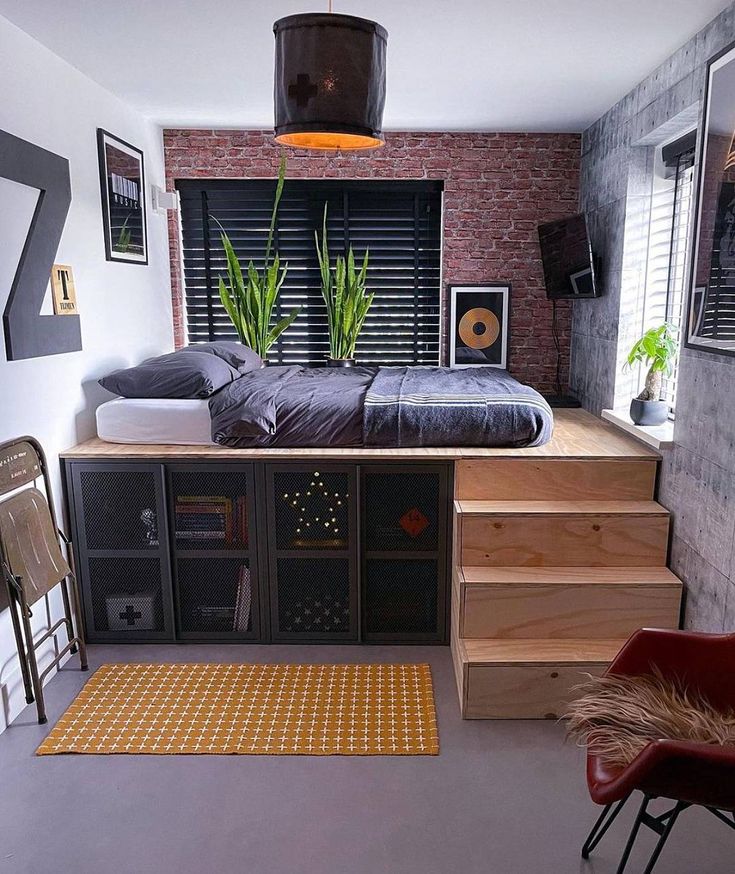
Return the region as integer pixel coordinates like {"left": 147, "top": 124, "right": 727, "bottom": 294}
{"left": 288, "top": 73, "right": 318, "bottom": 107}
{"left": 119, "top": 605, "right": 142, "bottom": 626}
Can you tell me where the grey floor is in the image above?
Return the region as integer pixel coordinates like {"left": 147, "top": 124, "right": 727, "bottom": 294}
{"left": 0, "top": 645, "right": 731, "bottom": 874}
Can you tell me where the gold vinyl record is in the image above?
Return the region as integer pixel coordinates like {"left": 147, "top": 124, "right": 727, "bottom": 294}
{"left": 458, "top": 308, "right": 500, "bottom": 349}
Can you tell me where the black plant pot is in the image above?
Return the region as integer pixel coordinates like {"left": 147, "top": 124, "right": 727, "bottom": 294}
{"left": 630, "top": 398, "right": 668, "bottom": 426}
{"left": 327, "top": 358, "right": 356, "bottom": 368}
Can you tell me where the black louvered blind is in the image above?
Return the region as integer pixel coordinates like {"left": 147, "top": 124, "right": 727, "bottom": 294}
{"left": 176, "top": 179, "right": 443, "bottom": 366}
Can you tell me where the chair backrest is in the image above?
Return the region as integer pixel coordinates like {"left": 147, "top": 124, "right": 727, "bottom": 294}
{"left": 0, "top": 488, "right": 70, "bottom": 605}
{"left": 0, "top": 438, "right": 69, "bottom": 606}
{"left": 0, "top": 439, "right": 42, "bottom": 497}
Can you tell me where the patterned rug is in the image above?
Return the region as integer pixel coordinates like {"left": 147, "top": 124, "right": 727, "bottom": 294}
{"left": 36, "top": 663, "right": 439, "bottom": 756}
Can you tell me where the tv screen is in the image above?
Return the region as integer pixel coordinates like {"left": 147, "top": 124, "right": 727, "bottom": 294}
{"left": 538, "top": 213, "right": 598, "bottom": 299}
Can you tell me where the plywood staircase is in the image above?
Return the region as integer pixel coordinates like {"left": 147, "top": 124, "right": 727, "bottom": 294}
{"left": 451, "top": 457, "right": 683, "bottom": 718}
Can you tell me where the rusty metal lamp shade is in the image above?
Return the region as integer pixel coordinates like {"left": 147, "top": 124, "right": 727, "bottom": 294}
{"left": 273, "top": 13, "right": 387, "bottom": 151}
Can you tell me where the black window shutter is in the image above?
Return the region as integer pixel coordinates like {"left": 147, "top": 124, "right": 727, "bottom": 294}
{"left": 176, "top": 179, "right": 443, "bottom": 366}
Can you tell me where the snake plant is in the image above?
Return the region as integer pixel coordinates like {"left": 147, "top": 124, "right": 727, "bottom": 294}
{"left": 217, "top": 156, "right": 299, "bottom": 359}
{"left": 315, "top": 205, "right": 374, "bottom": 361}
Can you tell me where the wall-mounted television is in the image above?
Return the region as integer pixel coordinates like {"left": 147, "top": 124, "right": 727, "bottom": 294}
{"left": 538, "top": 213, "right": 598, "bottom": 300}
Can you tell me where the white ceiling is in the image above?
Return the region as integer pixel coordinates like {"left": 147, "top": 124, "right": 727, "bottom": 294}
{"left": 0, "top": 0, "right": 729, "bottom": 131}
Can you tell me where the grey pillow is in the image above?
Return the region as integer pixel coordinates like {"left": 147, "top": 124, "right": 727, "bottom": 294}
{"left": 99, "top": 350, "right": 241, "bottom": 399}
{"left": 179, "top": 342, "right": 263, "bottom": 374}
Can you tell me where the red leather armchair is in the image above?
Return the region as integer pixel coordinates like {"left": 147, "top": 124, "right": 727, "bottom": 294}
{"left": 581, "top": 628, "right": 735, "bottom": 874}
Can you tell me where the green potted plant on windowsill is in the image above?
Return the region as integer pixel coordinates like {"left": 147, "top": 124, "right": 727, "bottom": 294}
{"left": 625, "top": 323, "right": 678, "bottom": 426}
{"left": 217, "top": 156, "right": 299, "bottom": 361}
{"left": 315, "top": 205, "right": 374, "bottom": 367}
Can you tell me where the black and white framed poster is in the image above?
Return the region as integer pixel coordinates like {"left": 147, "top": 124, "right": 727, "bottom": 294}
{"left": 449, "top": 284, "right": 510, "bottom": 368}
{"left": 686, "top": 41, "right": 735, "bottom": 355}
{"left": 97, "top": 129, "right": 147, "bottom": 265}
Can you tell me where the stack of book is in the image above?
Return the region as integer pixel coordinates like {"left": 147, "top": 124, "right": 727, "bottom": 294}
{"left": 175, "top": 495, "right": 233, "bottom": 543}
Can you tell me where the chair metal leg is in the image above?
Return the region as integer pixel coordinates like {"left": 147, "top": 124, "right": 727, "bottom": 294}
{"left": 582, "top": 796, "right": 630, "bottom": 858}
{"left": 18, "top": 592, "right": 47, "bottom": 724}
{"left": 616, "top": 794, "right": 652, "bottom": 874}
{"left": 6, "top": 595, "right": 34, "bottom": 705}
{"left": 642, "top": 802, "right": 686, "bottom": 874}
{"left": 66, "top": 572, "right": 88, "bottom": 670}
{"left": 59, "top": 577, "right": 77, "bottom": 655}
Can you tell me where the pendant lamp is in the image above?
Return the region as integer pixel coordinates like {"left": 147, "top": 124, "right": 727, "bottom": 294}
{"left": 273, "top": 10, "right": 387, "bottom": 150}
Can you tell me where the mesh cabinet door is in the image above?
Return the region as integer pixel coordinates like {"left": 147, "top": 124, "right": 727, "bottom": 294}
{"left": 69, "top": 463, "right": 174, "bottom": 642}
{"left": 168, "top": 464, "right": 261, "bottom": 640}
{"left": 361, "top": 465, "right": 450, "bottom": 643}
{"left": 266, "top": 464, "right": 358, "bottom": 642}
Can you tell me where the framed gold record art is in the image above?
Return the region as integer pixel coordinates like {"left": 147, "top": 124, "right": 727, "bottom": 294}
{"left": 449, "top": 284, "right": 510, "bottom": 368}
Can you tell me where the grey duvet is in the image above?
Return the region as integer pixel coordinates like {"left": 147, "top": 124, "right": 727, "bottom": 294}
{"left": 209, "top": 365, "right": 553, "bottom": 449}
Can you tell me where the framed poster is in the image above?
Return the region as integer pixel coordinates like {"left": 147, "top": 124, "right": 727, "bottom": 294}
{"left": 448, "top": 284, "right": 510, "bottom": 368}
{"left": 686, "top": 41, "right": 735, "bottom": 356}
{"left": 97, "top": 129, "right": 148, "bottom": 265}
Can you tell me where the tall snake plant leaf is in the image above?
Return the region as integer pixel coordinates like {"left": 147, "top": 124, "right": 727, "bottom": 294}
{"left": 213, "top": 155, "right": 299, "bottom": 359}
{"left": 315, "top": 203, "right": 374, "bottom": 360}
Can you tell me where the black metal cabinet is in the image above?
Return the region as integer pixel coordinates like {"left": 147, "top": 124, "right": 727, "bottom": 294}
{"left": 65, "top": 459, "right": 450, "bottom": 645}
{"left": 265, "top": 464, "right": 358, "bottom": 642}
{"left": 69, "top": 463, "right": 174, "bottom": 642}
{"left": 168, "top": 463, "right": 262, "bottom": 641}
{"left": 361, "top": 465, "right": 450, "bottom": 642}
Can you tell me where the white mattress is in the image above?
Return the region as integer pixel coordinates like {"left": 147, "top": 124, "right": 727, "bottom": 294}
{"left": 96, "top": 398, "right": 215, "bottom": 445}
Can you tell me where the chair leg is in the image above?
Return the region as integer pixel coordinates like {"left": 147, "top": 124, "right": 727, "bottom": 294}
{"left": 582, "top": 796, "right": 630, "bottom": 858}
{"left": 66, "top": 572, "right": 88, "bottom": 671}
{"left": 18, "top": 595, "right": 47, "bottom": 724}
{"left": 59, "top": 578, "right": 77, "bottom": 655}
{"left": 615, "top": 794, "right": 652, "bottom": 874}
{"left": 642, "top": 802, "right": 686, "bottom": 874}
{"left": 8, "top": 596, "right": 34, "bottom": 704}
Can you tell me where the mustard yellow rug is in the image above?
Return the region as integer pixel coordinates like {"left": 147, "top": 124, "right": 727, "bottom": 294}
{"left": 37, "top": 663, "right": 439, "bottom": 756}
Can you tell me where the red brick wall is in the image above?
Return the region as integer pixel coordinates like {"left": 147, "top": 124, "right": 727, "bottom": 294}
{"left": 164, "top": 129, "right": 580, "bottom": 392}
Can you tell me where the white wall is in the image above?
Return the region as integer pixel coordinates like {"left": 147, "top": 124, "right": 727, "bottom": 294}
{"left": 0, "top": 15, "right": 174, "bottom": 730}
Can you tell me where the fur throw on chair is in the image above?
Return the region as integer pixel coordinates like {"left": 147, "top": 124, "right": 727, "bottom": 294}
{"left": 565, "top": 671, "right": 735, "bottom": 767}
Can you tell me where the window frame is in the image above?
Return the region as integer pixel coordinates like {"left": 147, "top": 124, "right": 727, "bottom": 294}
{"left": 175, "top": 178, "right": 444, "bottom": 367}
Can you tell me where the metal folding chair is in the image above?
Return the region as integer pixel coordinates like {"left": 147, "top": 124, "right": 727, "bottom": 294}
{"left": 0, "top": 436, "right": 87, "bottom": 724}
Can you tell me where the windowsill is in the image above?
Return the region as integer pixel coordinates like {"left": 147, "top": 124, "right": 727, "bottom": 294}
{"left": 601, "top": 408, "right": 675, "bottom": 451}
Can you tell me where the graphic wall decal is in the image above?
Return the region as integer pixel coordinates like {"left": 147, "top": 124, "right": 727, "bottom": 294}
{"left": 1, "top": 129, "right": 80, "bottom": 360}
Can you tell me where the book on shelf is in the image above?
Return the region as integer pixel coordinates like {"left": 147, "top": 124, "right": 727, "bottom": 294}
{"left": 175, "top": 495, "right": 234, "bottom": 542}
{"left": 233, "top": 564, "right": 251, "bottom": 632}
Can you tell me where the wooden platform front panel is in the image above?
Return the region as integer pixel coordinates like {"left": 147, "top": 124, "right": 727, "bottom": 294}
{"left": 455, "top": 639, "right": 625, "bottom": 719}
{"left": 454, "top": 458, "right": 657, "bottom": 501}
{"left": 457, "top": 503, "right": 670, "bottom": 567}
{"left": 457, "top": 567, "right": 682, "bottom": 639}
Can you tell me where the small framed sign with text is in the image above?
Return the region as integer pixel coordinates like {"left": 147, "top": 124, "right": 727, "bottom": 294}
{"left": 50, "top": 264, "right": 78, "bottom": 315}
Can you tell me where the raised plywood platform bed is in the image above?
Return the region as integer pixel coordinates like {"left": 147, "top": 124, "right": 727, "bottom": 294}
{"left": 61, "top": 410, "right": 681, "bottom": 717}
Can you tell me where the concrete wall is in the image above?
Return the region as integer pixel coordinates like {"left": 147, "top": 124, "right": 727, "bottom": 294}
{"left": 571, "top": 3, "right": 735, "bottom": 630}
{"left": 0, "top": 15, "right": 174, "bottom": 731}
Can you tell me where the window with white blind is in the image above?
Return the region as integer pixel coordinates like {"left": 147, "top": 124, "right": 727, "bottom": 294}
{"left": 175, "top": 179, "right": 443, "bottom": 366}
{"left": 642, "top": 132, "right": 696, "bottom": 410}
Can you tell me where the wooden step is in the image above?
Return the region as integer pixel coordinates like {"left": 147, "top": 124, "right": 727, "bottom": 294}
{"left": 455, "top": 501, "right": 670, "bottom": 567}
{"left": 455, "top": 566, "right": 682, "bottom": 639}
{"left": 451, "top": 636, "right": 625, "bottom": 719}
{"left": 455, "top": 458, "right": 657, "bottom": 501}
